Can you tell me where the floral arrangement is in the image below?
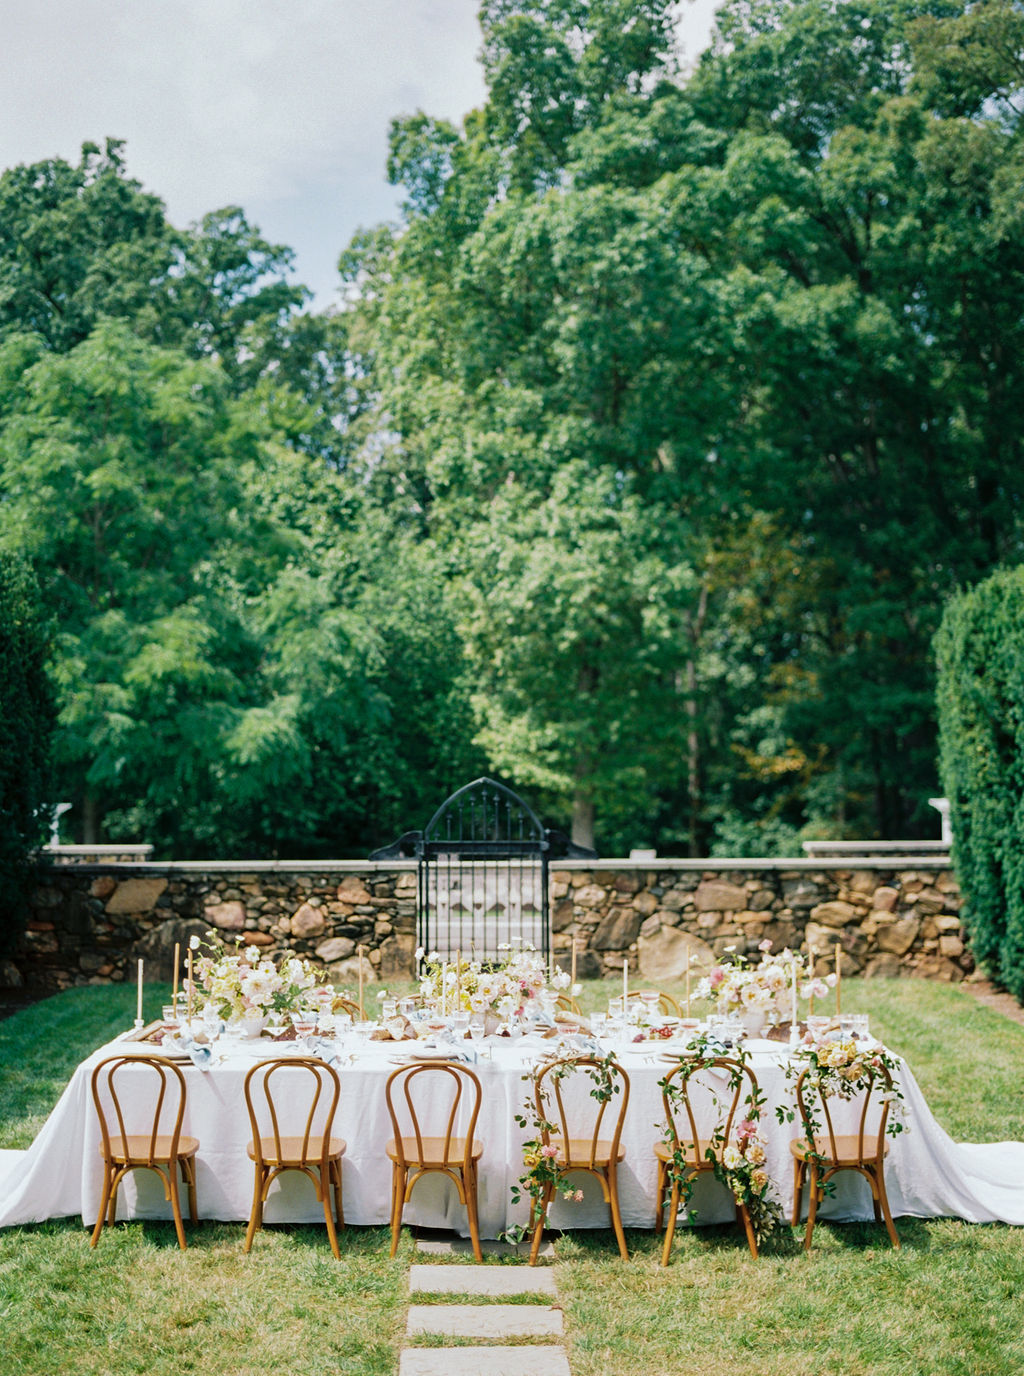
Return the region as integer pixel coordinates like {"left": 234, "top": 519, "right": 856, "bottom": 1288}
{"left": 416, "top": 939, "right": 571, "bottom": 1019}
{"left": 659, "top": 1035, "right": 786, "bottom": 1247}
{"left": 696, "top": 939, "right": 808, "bottom": 1022}
{"left": 190, "top": 932, "right": 330, "bottom": 1024}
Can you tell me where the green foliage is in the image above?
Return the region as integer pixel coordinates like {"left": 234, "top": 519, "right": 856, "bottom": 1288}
{"left": 935, "top": 568, "right": 1024, "bottom": 998}
{"left": 0, "top": 553, "right": 55, "bottom": 956}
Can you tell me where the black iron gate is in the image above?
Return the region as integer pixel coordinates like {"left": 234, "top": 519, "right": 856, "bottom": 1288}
{"left": 370, "top": 777, "right": 596, "bottom": 965}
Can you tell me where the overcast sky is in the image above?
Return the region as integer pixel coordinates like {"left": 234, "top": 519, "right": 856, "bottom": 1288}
{"left": 3, "top": 1, "right": 719, "bottom": 309}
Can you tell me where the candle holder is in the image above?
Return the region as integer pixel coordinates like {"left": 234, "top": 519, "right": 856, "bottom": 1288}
{"left": 133, "top": 1017, "right": 145, "bottom": 1031}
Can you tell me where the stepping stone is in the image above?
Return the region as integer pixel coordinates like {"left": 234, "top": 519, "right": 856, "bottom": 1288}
{"left": 406, "top": 1303, "right": 564, "bottom": 1339}
{"left": 409, "top": 1264, "right": 558, "bottom": 1297}
{"left": 416, "top": 1236, "right": 555, "bottom": 1259}
{"left": 399, "top": 1346, "right": 571, "bottom": 1375}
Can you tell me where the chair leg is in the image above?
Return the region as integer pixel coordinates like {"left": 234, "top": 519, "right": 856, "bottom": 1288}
{"left": 182, "top": 1156, "right": 199, "bottom": 1224}
{"left": 390, "top": 1164, "right": 407, "bottom": 1259}
{"left": 803, "top": 1164, "right": 820, "bottom": 1252}
{"left": 321, "top": 1168, "right": 341, "bottom": 1260}
{"left": 737, "top": 1201, "right": 758, "bottom": 1259}
{"left": 876, "top": 1168, "right": 900, "bottom": 1249}
{"left": 244, "top": 1164, "right": 265, "bottom": 1253}
{"left": 167, "top": 1164, "right": 188, "bottom": 1251}
{"left": 607, "top": 1163, "right": 629, "bottom": 1262}
{"left": 463, "top": 1163, "right": 483, "bottom": 1263}
{"left": 528, "top": 1182, "right": 555, "bottom": 1266}
{"left": 660, "top": 1180, "right": 681, "bottom": 1268}
{"left": 792, "top": 1158, "right": 805, "bottom": 1226}
{"left": 331, "top": 1159, "right": 345, "bottom": 1232}
{"left": 91, "top": 1166, "right": 114, "bottom": 1248}
{"left": 654, "top": 1160, "right": 666, "bottom": 1233}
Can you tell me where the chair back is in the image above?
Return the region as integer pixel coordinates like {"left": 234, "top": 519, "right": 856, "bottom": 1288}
{"left": 385, "top": 1062, "right": 483, "bottom": 1169}
{"left": 554, "top": 993, "right": 581, "bottom": 1015}
{"left": 331, "top": 996, "right": 363, "bottom": 1019}
{"left": 244, "top": 1057, "right": 341, "bottom": 1168}
{"left": 627, "top": 989, "right": 682, "bottom": 1017}
{"left": 794, "top": 1063, "right": 894, "bottom": 1163}
{"left": 660, "top": 1056, "right": 758, "bottom": 1169}
{"left": 532, "top": 1055, "right": 630, "bottom": 1170}
{"left": 91, "top": 1053, "right": 189, "bottom": 1167}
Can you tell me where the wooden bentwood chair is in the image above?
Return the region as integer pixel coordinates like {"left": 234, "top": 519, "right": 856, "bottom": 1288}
{"left": 243, "top": 1057, "right": 346, "bottom": 1257}
{"left": 385, "top": 1062, "right": 485, "bottom": 1260}
{"left": 790, "top": 1064, "right": 900, "bottom": 1250}
{"left": 627, "top": 989, "right": 683, "bottom": 1018}
{"left": 90, "top": 1052, "right": 199, "bottom": 1250}
{"left": 655, "top": 1056, "right": 760, "bottom": 1262}
{"left": 527, "top": 1055, "right": 631, "bottom": 1265}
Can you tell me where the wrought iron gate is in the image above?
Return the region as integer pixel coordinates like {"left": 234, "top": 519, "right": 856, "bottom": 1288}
{"left": 370, "top": 777, "right": 596, "bottom": 965}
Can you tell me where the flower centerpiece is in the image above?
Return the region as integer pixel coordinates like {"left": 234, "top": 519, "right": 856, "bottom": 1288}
{"left": 189, "top": 932, "right": 331, "bottom": 1032}
{"left": 696, "top": 940, "right": 808, "bottom": 1036}
{"left": 416, "top": 939, "right": 570, "bottom": 1025}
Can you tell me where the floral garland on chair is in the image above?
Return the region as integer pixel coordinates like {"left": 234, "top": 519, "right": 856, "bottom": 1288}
{"left": 504, "top": 1049, "right": 622, "bottom": 1245}
{"left": 775, "top": 1031, "right": 905, "bottom": 1181}
{"left": 659, "top": 1033, "right": 787, "bottom": 1248}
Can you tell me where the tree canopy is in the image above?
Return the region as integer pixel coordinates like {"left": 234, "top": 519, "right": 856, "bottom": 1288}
{"left": 2, "top": 1, "right": 1022, "bottom": 858}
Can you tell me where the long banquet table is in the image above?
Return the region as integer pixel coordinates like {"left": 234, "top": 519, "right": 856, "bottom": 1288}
{"left": 2, "top": 1028, "right": 1024, "bottom": 1237}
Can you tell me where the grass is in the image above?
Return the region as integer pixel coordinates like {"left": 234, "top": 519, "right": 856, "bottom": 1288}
{"left": 1, "top": 978, "right": 1024, "bottom": 1374}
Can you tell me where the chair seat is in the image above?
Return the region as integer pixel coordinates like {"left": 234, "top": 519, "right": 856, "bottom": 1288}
{"left": 653, "top": 1139, "right": 715, "bottom": 1168}
{"left": 558, "top": 1138, "right": 626, "bottom": 1168}
{"left": 386, "top": 1136, "right": 482, "bottom": 1167}
{"left": 249, "top": 1136, "right": 346, "bottom": 1166}
{"left": 790, "top": 1136, "right": 889, "bottom": 1166}
{"left": 102, "top": 1135, "right": 199, "bottom": 1164}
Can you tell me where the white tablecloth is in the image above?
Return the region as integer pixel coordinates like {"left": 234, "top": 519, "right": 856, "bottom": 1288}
{"left": 2, "top": 1032, "right": 1024, "bottom": 1236}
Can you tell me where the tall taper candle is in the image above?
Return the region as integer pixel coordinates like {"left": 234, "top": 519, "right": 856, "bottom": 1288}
{"left": 836, "top": 940, "right": 842, "bottom": 1014}
{"left": 358, "top": 945, "right": 365, "bottom": 1019}
{"left": 171, "top": 942, "right": 180, "bottom": 1011}
{"left": 791, "top": 963, "right": 798, "bottom": 1037}
{"left": 441, "top": 962, "right": 448, "bottom": 1018}
{"left": 186, "top": 950, "right": 193, "bottom": 1024}
{"left": 686, "top": 958, "right": 691, "bottom": 1018}
{"left": 623, "top": 956, "right": 628, "bottom": 1008}
{"left": 136, "top": 959, "right": 144, "bottom": 1023}
{"left": 570, "top": 937, "right": 577, "bottom": 987}
{"left": 455, "top": 949, "right": 461, "bottom": 1010}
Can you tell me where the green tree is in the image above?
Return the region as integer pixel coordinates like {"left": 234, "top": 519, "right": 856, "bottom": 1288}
{"left": 0, "top": 553, "right": 55, "bottom": 956}
{"left": 935, "top": 567, "right": 1024, "bottom": 1000}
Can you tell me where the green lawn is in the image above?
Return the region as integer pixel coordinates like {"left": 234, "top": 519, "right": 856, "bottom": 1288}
{"left": 1, "top": 979, "right": 1023, "bottom": 1375}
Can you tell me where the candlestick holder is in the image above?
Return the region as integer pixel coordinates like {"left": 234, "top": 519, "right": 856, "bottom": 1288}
{"left": 133, "top": 1017, "right": 145, "bottom": 1031}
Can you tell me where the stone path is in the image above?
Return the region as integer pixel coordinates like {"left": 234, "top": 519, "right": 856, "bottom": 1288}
{"left": 399, "top": 1241, "right": 570, "bottom": 1376}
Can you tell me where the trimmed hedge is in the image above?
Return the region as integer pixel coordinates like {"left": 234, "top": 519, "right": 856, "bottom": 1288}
{"left": 0, "top": 552, "right": 55, "bottom": 958}
{"left": 935, "top": 568, "right": 1024, "bottom": 1001}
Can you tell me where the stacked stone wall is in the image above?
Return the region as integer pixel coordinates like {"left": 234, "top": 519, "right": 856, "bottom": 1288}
{"left": 4, "top": 858, "right": 967, "bottom": 995}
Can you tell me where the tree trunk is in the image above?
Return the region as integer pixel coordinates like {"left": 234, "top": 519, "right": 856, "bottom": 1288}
{"left": 572, "top": 790, "right": 595, "bottom": 851}
{"left": 83, "top": 791, "right": 102, "bottom": 845}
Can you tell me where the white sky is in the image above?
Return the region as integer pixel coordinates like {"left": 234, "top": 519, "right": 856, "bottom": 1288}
{"left": 2, "top": 0, "right": 720, "bottom": 309}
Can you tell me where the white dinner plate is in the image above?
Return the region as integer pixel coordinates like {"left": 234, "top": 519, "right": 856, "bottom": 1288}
{"left": 743, "top": 1039, "right": 784, "bottom": 1054}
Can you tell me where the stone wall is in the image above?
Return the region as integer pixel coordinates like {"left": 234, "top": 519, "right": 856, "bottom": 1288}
{"left": 4, "top": 856, "right": 967, "bottom": 994}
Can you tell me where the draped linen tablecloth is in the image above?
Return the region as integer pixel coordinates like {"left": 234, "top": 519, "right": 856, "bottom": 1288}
{"left": 2, "top": 1031, "right": 1024, "bottom": 1237}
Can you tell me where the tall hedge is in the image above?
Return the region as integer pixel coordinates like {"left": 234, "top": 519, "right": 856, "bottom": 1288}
{"left": 935, "top": 568, "right": 1024, "bottom": 1001}
{"left": 0, "top": 553, "right": 55, "bottom": 959}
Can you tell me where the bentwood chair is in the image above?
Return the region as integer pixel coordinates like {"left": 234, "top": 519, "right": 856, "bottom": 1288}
{"left": 90, "top": 1052, "right": 199, "bottom": 1249}
{"left": 385, "top": 1062, "right": 484, "bottom": 1260}
{"left": 654, "top": 1056, "right": 760, "bottom": 1262}
{"left": 243, "top": 1057, "right": 346, "bottom": 1257}
{"left": 527, "top": 1054, "right": 631, "bottom": 1264}
{"left": 627, "top": 989, "right": 682, "bottom": 1018}
{"left": 790, "top": 1064, "right": 900, "bottom": 1250}
{"left": 554, "top": 992, "right": 581, "bottom": 1015}
{"left": 331, "top": 996, "right": 363, "bottom": 1020}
